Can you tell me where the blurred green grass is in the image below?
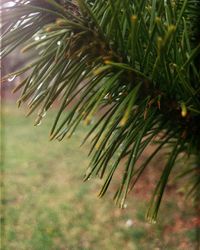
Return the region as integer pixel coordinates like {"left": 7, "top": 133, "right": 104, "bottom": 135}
{"left": 2, "top": 103, "right": 196, "bottom": 250}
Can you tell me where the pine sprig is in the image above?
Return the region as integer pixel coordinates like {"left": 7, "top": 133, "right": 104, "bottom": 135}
{"left": 1, "top": 0, "right": 200, "bottom": 222}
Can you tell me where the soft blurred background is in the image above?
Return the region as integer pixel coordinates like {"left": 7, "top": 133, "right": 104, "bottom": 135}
{"left": 2, "top": 82, "right": 198, "bottom": 250}
{"left": 1, "top": 1, "right": 199, "bottom": 250}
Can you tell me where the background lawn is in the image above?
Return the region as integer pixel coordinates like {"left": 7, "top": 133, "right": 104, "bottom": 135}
{"left": 1, "top": 102, "right": 197, "bottom": 250}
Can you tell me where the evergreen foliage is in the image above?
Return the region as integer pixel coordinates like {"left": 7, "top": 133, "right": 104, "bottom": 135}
{"left": 1, "top": 0, "right": 200, "bottom": 221}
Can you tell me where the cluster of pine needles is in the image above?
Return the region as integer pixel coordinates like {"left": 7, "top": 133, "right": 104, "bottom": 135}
{"left": 1, "top": 0, "right": 200, "bottom": 221}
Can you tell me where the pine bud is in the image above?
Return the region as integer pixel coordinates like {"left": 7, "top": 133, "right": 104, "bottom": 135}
{"left": 131, "top": 15, "right": 137, "bottom": 23}
{"left": 120, "top": 110, "right": 129, "bottom": 127}
{"left": 56, "top": 18, "right": 67, "bottom": 26}
{"left": 157, "top": 37, "right": 163, "bottom": 53}
{"left": 181, "top": 102, "right": 187, "bottom": 117}
{"left": 104, "top": 60, "right": 112, "bottom": 65}
{"left": 155, "top": 17, "right": 161, "bottom": 24}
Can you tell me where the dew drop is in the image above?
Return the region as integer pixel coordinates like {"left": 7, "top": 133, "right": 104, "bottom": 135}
{"left": 34, "top": 36, "right": 40, "bottom": 41}
{"left": 151, "top": 219, "right": 157, "bottom": 224}
{"left": 8, "top": 75, "right": 16, "bottom": 82}
{"left": 34, "top": 119, "right": 42, "bottom": 126}
{"left": 81, "top": 70, "right": 86, "bottom": 76}
{"left": 147, "top": 217, "right": 157, "bottom": 224}
{"left": 34, "top": 115, "right": 43, "bottom": 126}
{"left": 41, "top": 35, "right": 46, "bottom": 39}
{"left": 123, "top": 203, "right": 128, "bottom": 209}
{"left": 6, "top": 1, "right": 16, "bottom": 7}
{"left": 37, "top": 83, "right": 43, "bottom": 90}
{"left": 41, "top": 111, "right": 46, "bottom": 118}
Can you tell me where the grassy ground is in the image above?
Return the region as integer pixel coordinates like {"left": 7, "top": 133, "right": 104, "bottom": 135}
{"left": 1, "top": 103, "right": 197, "bottom": 250}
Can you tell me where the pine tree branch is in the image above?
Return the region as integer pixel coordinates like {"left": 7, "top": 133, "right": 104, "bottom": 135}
{"left": 1, "top": 0, "right": 200, "bottom": 222}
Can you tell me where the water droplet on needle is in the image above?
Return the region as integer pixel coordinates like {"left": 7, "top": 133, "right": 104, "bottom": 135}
{"left": 8, "top": 75, "right": 16, "bottom": 82}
